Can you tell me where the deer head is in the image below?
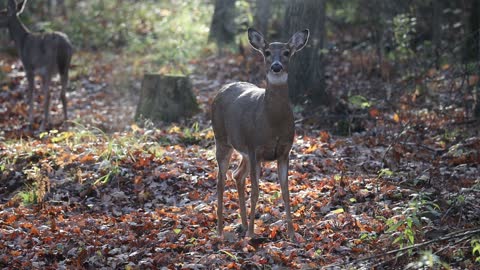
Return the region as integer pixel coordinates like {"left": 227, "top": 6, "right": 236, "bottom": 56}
{"left": 247, "top": 28, "right": 309, "bottom": 85}
{"left": 0, "top": 0, "right": 26, "bottom": 27}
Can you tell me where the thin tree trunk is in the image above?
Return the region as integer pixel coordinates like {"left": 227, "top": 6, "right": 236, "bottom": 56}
{"left": 284, "top": 0, "right": 328, "bottom": 106}
{"left": 209, "top": 0, "right": 237, "bottom": 48}
{"left": 254, "top": 0, "right": 271, "bottom": 35}
{"left": 464, "top": 0, "right": 479, "bottom": 62}
{"left": 432, "top": 0, "right": 442, "bottom": 68}
{"left": 472, "top": 0, "right": 480, "bottom": 119}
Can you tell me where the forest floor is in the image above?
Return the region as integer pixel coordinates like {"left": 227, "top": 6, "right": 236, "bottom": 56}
{"left": 1, "top": 46, "right": 480, "bottom": 269}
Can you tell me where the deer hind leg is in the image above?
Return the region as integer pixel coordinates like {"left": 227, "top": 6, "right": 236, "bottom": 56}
{"left": 247, "top": 155, "right": 261, "bottom": 237}
{"left": 40, "top": 76, "right": 52, "bottom": 132}
{"left": 233, "top": 154, "right": 250, "bottom": 232}
{"left": 215, "top": 143, "right": 233, "bottom": 237}
{"left": 57, "top": 40, "right": 72, "bottom": 126}
{"left": 26, "top": 72, "right": 35, "bottom": 130}
{"left": 60, "top": 72, "right": 69, "bottom": 124}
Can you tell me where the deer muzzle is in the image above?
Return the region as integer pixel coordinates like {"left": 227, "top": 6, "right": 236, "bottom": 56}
{"left": 271, "top": 62, "right": 283, "bottom": 73}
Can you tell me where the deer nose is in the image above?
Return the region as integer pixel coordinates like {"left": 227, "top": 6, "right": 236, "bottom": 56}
{"left": 271, "top": 62, "right": 283, "bottom": 73}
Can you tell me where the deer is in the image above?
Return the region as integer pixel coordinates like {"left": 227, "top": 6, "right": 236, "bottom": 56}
{"left": 211, "top": 28, "right": 309, "bottom": 240}
{"left": 0, "top": 0, "right": 73, "bottom": 132}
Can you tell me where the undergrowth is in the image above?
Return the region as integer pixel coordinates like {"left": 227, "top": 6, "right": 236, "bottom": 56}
{"left": 16, "top": 0, "right": 213, "bottom": 91}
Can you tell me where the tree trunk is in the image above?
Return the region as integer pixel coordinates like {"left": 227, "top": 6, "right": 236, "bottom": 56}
{"left": 471, "top": 0, "right": 480, "bottom": 119}
{"left": 283, "top": 0, "right": 328, "bottom": 106}
{"left": 432, "top": 0, "right": 442, "bottom": 68}
{"left": 254, "top": 0, "right": 271, "bottom": 35}
{"left": 208, "top": 0, "right": 237, "bottom": 48}
{"left": 135, "top": 75, "right": 199, "bottom": 123}
{"left": 464, "top": 0, "right": 480, "bottom": 62}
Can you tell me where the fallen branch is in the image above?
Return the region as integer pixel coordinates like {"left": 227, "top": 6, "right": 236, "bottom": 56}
{"left": 323, "top": 228, "right": 480, "bottom": 268}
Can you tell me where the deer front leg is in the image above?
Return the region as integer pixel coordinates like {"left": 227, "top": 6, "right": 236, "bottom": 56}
{"left": 278, "top": 156, "right": 295, "bottom": 240}
{"left": 26, "top": 72, "right": 35, "bottom": 130}
{"left": 216, "top": 144, "right": 233, "bottom": 237}
{"left": 233, "top": 155, "right": 249, "bottom": 233}
{"left": 40, "top": 77, "right": 52, "bottom": 132}
{"left": 247, "top": 156, "right": 261, "bottom": 238}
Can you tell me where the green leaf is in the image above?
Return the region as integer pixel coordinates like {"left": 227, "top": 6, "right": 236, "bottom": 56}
{"left": 331, "top": 208, "right": 344, "bottom": 214}
{"left": 272, "top": 191, "right": 281, "bottom": 200}
{"left": 378, "top": 168, "right": 393, "bottom": 177}
{"left": 405, "top": 229, "right": 415, "bottom": 244}
{"left": 349, "top": 95, "right": 372, "bottom": 109}
{"left": 393, "top": 235, "right": 403, "bottom": 244}
{"left": 406, "top": 218, "right": 413, "bottom": 228}
{"left": 219, "top": 250, "right": 238, "bottom": 261}
{"left": 473, "top": 245, "right": 480, "bottom": 256}
{"left": 386, "top": 220, "right": 403, "bottom": 233}
{"left": 173, "top": 228, "right": 181, "bottom": 234}
{"left": 472, "top": 239, "right": 480, "bottom": 255}
{"left": 411, "top": 216, "right": 421, "bottom": 227}
{"left": 408, "top": 233, "right": 414, "bottom": 244}
{"left": 425, "top": 205, "right": 440, "bottom": 216}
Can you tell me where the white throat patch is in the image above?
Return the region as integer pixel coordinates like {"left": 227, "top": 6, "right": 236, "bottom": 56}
{"left": 267, "top": 72, "right": 288, "bottom": 85}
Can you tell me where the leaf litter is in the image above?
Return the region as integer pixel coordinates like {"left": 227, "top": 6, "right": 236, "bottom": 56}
{"left": 0, "top": 48, "right": 479, "bottom": 269}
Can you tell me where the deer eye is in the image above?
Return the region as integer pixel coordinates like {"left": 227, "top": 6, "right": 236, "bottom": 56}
{"left": 264, "top": 50, "right": 271, "bottom": 57}
{"left": 283, "top": 50, "right": 290, "bottom": 57}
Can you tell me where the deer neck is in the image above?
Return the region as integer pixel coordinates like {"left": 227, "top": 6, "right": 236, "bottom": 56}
{"left": 8, "top": 18, "right": 29, "bottom": 54}
{"left": 265, "top": 74, "right": 292, "bottom": 124}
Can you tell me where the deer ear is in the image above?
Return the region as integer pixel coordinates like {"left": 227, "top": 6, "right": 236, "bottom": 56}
{"left": 16, "top": 0, "right": 27, "bottom": 15}
{"left": 288, "top": 29, "right": 309, "bottom": 55}
{"left": 248, "top": 28, "right": 268, "bottom": 52}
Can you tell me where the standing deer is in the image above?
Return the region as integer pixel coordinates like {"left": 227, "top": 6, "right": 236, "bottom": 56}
{"left": 0, "top": 0, "right": 73, "bottom": 131}
{"left": 212, "top": 28, "right": 309, "bottom": 239}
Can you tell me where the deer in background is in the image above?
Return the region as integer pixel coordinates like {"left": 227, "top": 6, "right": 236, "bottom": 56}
{"left": 212, "top": 28, "right": 309, "bottom": 239}
{"left": 0, "top": 0, "right": 73, "bottom": 131}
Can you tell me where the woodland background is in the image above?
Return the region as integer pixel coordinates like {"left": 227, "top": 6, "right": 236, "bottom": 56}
{"left": 0, "top": 0, "right": 479, "bottom": 268}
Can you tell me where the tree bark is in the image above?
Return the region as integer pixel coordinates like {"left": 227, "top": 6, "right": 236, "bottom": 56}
{"left": 208, "top": 0, "right": 237, "bottom": 48}
{"left": 464, "top": 0, "right": 480, "bottom": 62}
{"left": 470, "top": 0, "right": 480, "bottom": 119}
{"left": 135, "top": 75, "right": 199, "bottom": 123}
{"left": 283, "top": 0, "right": 328, "bottom": 106}
{"left": 254, "top": 0, "right": 271, "bottom": 35}
{"left": 432, "top": 0, "right": 442, "bottom": 68}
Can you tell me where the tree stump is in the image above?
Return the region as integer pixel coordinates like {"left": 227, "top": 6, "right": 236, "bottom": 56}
{"left": 135, "top": 74, "right": 199, "bottom": 123}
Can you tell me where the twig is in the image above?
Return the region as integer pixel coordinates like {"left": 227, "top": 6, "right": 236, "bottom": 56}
{"left": 381, "top": 119, "right": 411, "bottom": 166}
{"left": 322, "top": 228, "right": 480, "bottom": 269}
{"left": 440, "top": 186, "right": 480, "bottom": 223}
{"left": 371, "top": 249, "right": 408, "bottom": 269}
{"left": 434, "top": 235, "right": 471, "bottom": 256}
{"left": 371, "top": 234, "right": 473, "bottom": 269}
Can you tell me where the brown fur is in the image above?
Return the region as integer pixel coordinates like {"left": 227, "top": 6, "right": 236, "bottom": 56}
{"left": 0, "top": 0, "right": 73, "bottom": 131}
{"left": 212, "top": 28, "right": 309, "bottom": 239}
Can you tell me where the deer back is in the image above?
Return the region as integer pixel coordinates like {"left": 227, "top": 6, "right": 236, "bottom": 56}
{"left": 21, "top": 32, "right": 72, "bottom": 76}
